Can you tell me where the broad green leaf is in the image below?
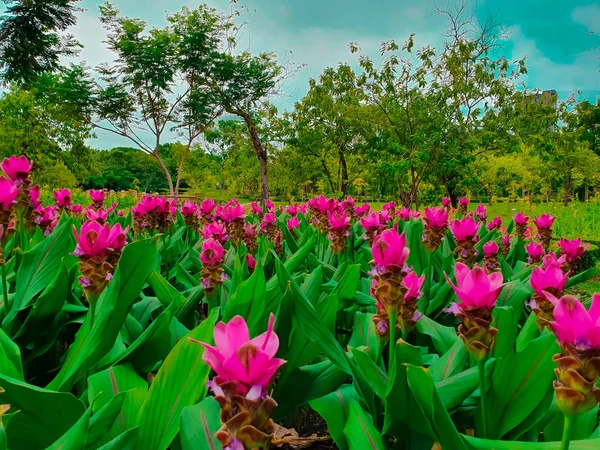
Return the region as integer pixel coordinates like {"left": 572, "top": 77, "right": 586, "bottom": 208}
{"left": 180, "top": 397, "right": 221, "bottom": 450}
{"left": 0, "top": 329, "right": 22, "bottom": 380}
{"left": 350, "top": 347, "right": 388, "bottom": 399}
{"left": 464, "top": 435, "right": 600, "bottom": 449}
{"left": 343, "top": 400, "right": 386, "bottom": 450}
{"left": 310, "top": 385, "right": 360, "bottom": 450}
{"left": 429, "top": 338, "right": 467, "bottom": 382}
{"left": 134, "top": 309, "right": 218, "bottom": 450}
{"left": 0, "top": 374, "right": 85, "bottom": 449}
{"left": 96, "top": 428, "right": 139, "bottom": 450}
{"left": 347, "top": 312, "right": 379, "bottom": 362}
{"left": 416, "top": 316, "right": 459, "bottom": 354}
{"left": 46, "top": 409, "right": 90, "bottom": 450}
{"left": 436, "top": 360, "right": 495, "bottom": 411}
{"left": 86, "top": 392, "right": 127, "bottom": 449}
{"left": 223, "top": 263, "right": 268, "bottom": 336}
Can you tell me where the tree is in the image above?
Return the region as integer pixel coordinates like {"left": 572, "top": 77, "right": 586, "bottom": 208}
{"left": 0, "top": 0, "right": 81, "bottom": 84}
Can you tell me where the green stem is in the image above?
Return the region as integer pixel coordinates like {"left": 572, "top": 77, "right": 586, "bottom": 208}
{"left": 478, "top": 360, "right": 488, "bottom": 439}
{"left": 1, "top": 264, "right": 8, "bottom": 317}
{"left": 388, "top": 312, "right": 398, "bottom": 372}
{"left": 560, "top": 414, "right": 576, "bottom": 450}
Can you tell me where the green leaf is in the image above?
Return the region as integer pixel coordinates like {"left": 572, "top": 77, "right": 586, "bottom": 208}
{"left": 436, "top": 360, "right": 495, "bottom": 411}
{"left": 223, "top": 263, "right": 268, "bottom": 336}
{"left": 47, "top": 409, "right": 90, "bottom": 450}
{"left": 134, "top": 309, "right": 218, "bottom": 450}
{"left": 310, "top": 385, "right": 360, "bottom": 450}
{"left": 416, "top": 316, "right": 459, "bottom": 354}
{"left": 429, "top": 338, "right": 467, "bottom": 382}
{"left": 347, "top": 312, "right": 379, "bottom": 362}
{"left": 343, "top": 400, "right": 386, "bottom": 450}
{"left": 95, "top": 428, "right": 139, "bottom": 450}
{"left": 180, "top": 397, "right": 221, "bottom": 450}
{"left": 0, "top": 374, "right": 85, "bottom": 449}
{"left": 350, "top": 347, "right": 388, "bottom": 399}
{"left": 86, "top": 393, "right": 128, "bottom": 449}
{"left": 0, "top": 329, "right": 22, "bottom": 380}
{"left": 48, "top": 238, "right": 160, "bottom": 391}
{"left": 464, "top": 436, "right": 600, "bottom": 449}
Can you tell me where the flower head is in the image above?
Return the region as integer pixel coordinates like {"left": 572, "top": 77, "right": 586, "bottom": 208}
{"left": 200, "top": 238, "right": 225, "bottom": 265}
{"left": 200, "top": 199, "right": 215, "bottom": 215}
{"left": 530, "top": 263, "right": 568, "bottom": 297}
{"left": 559, "top": 238, "right": 589, "bottom": 262}
{"left": 514, "top": 212, "right": 529, "bottom": 226}
{"left": 449, "top": 216, "right": 479, "bottom": 242}
{"left": 371, "top": 229, "right": 410, "bottom": 270}
{"left": 459, "top": 197, "right": 469, "bottom": 209}
{"left": 181, "top": 200, "right": 199, "bottom": 217}
{"left": 53, "top": 189, "right": 72, "bottom": 208}
{"left": 287, "top": 216, "right": 300, "bottom": 232}
{"left": 71, "top": 204, "right": 83, "bottom": 215}
{"left": 360, "top": 212, "right": 382, "bottom": 231}
{"left": 442, "top": 197, "right": 451, "bottom": 208}
{"left": 549, "top": 294, "right": 600, "bottom": 350}
{"left": 1, "top": 155, "right": 32, "bottom": 183}
{"left": 403, "top": 271, "right": 425, "bottom": 303}
{"left": 0, "top": 177, "right": 18, "bottom": 209}
{"left": 286, "top": 204, "right": 300, "bottom": 216}
{"left": 28, "top": 185, "right": 41, "bottom": 208}
{"left": 251, "top": 201, "right": 263, "bottom": 215}
{"left": 84, "top": 207, "right": 109, "bottom": 223}
{"left": 487, "top": 216, "right": 502, "bottom": 231}
{"left": 397, "top": 206, "right": 419, "bottom": 221}
{"left": 354, "top": 203, "right": 370, "bottom": 217}
{"left": 526, "top": 241, "right": 545, "bottom": 261}
{"left": 475, "top": 204, "right": 487, "bottom": 222}
{"left": 534, "top": 213, "right": 555, "bottom": 230}
{"left": 89, "top": 189, "right": 105, "bottom": 204}
{"left": 246, "top": 254, "right": 257, "bottom": 273}
{"left": 328, "top": 210, "right": 350, "bottom": 232}
{"left": 222, "top": 203, "right": 246, "bottom": 222}
{"left": 200, "top": 222, "right": 228, "bottom": 243}
{"left": 308, "top": 195, "right": 336, "bottom": 214}
{"left": 483, "top": 240, "right": 499, "bottom": 258}
{"left": 73, "top": 220, "right": 129, "bottom": 259}
{"left": 445, "top": 263, "right": 503, "bottom": 310}
{"left": 423, "top": 207, "right": 448, "bottom": 230}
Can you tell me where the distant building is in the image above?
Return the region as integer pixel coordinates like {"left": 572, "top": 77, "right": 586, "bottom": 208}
{"left": 533, "top": 89, "right": 558, "bottom": 109}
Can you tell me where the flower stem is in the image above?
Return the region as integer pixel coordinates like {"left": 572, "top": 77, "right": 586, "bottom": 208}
{"left": 560, "top": 414, "right": 576, "bottom": 450}
{"left": 1, "top": 264, "right": 8, "bottom": 317}
{"left": 478, "top": 359, "right": 488, "bottom": 439}
{"left": 388, "top": 312, "right": 398, "bottom": 372}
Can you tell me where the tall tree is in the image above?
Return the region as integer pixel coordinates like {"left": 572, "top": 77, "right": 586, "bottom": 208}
{"left": 0, "top": 0, "right": 81, "bottom": 84}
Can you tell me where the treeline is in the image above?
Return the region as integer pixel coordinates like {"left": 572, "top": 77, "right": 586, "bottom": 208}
{"left": 0, "top": 1, "right": 598, "bottom": 205}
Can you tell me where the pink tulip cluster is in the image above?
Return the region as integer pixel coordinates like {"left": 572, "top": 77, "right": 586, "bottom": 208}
{"left": 200, "top": 238, "right": 225, "bottom": 293}
{"left": 1, "top": 156, "right": 38, "bottom": 236}
{"left": 397, "top": 206, "right": 420, "bottom": 221}
{"left": 475, "top": 204, "right": 487, "bottom": 223}
{"left": 528, "top": 254, "right": 569, "bottom": 327}
{"left": 308, "top": 195, "right": 337, "bottom": 233}
{"left": 35, "top": 206, "right": 59, "bottom": 236}
{"left": 449, "top": 216, "right": 479, "bottom": 265}
{"left": 559, "top": 238, "right": 589, "bottom": 273}
{"left": 360, "top": 212, "right": 385, "bottom": 245}
{"left": 327, "top": 210, "right": 351, "bottom": 253}
{"left": 88, "top": 189, "right": 105, "bottom": 210}
{"left": 534, "top": 213, "right": 554, "bottom": 248}
{"left": 422, "top": 207, "right": 449, "bottom": 250}
{"left": 132, "top": 195, "right": 175, "bottom": 233}
{"left": 180, "top": 200, "right": 200, "bottom": 228}
{"left": 514, "top": 212, "right": 529, "bottom": 239}
{"left": 193, "top": 314, "right": 285, "bottom": 450}
{"left": 482, "top": 240, "right": 499, "bottom": 273}
{"left": 220, "top": 202, "right": 246, "bottom": 245}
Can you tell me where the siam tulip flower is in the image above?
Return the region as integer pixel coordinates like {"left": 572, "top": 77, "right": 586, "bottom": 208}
{"left": 274, "top": 231, "right": 284, "bottom": 258}
{"left": 53, "top": 189, "right": 72, "bottom": 211}
{"left": 1, "top": 155, "right": 32, "bottom": 185}
{"left": 200, "top": 222, "right": 229, "bottom": 244}
{"left": 483, "top": 241, "right": 500, "bottom": 273}
{"left": 88, "top": 189, "right": 105, "bottom": 210}
{"left": 342, "top": 196, "right": 355, "bottom": 217}
{"left": 548, "top": 294, "right": 600, "bottom": 416}
{"left": 251, "top": 201, "right": 263, "bottom": 217}
{"left": 528, "top": 261, "right": 569, "bottom": 327}
{"left": 84, "top": 207, "right": 109, "bottom": 224}
{"left": 286, "top": 203, "right": 300, "bottom": 216}
{"left": 222, "top": 203, "right": 246, "bottom": 245}
{"left": 543, "top": 251, "right": 567, "bottom": 269}
{"left": 117, "top": 210, "right": 125, "bottom": 217}
{"left": 260, "top": 212, "right": 277, "bottom": 239}
{"left": 71, "top": 204, "right": 83, "bottom": 215}
{"left": 487, "top": 216, "right": 502, "bottom": 231}
{"left": 199, "top": 199, "right": 216, "bottom": 222}
{"left": 286, "top": 216, "right": 300, "bottom": 235}
{"left": 133, "top": 195, "right": 175, "bottom": 233}
{"left": 442, "top": 197, "right": 451, "bottom": 209}
{"left": 514, "top": 212, "right": 529, "bottom": 239}
{"left": 458, "top": 197, "right": 469, "bottom": 215}
{"left": 180, "top": 200, "right": 200, "bottom": 228}
{"left": 397, "top": 206, "right": 419, "bottom": 221}
{"left": 0, "top": 177, "right": 18, "bottom": 211}
{"left": 403, "top": 271, "right": 425, "bottom": 304}
{"left": 449, "top": 216, "right": 479, "bottom": 265}
{"left": 354, "top": 203, "right": 370, "bottom": 217}
{"left": 525, "top": 241, "right": 545, "bottom": 264}
{"left": 308, "top": 196, "right": 336, "bottom": 233}
{"left": 475, "top": 204, "right": 487, "bottom": 223}
{"left": 360, "top": 212, "right": 384, "bottom": 245}
{"left": 192, "top": 314, "right": 285, "bottom": 450}
{"left": 73, "top": 220, "right": 129, "bottom": 300}
{"left": 242, "top": 223, "right": 259, "bottom": 253}
{"left": 534, "top": 214, "right": 554, "bottom": 248}
{"left": 500, "top": 233, "right": 512, "bottom": 257}
{"left": 200, "top": 238, "right": 225, "bottom": 292}
{"left": 265, "top": 199, "right": 275, "bottom": 210}
{"left": 422, "top": 207, "right": 449, "bottom": 251}
{"left": 371, "top": 229, "right": 410, "bottom": 273}
{"left": 246, "top": 254, "right": 257, "bottom": 274}
{"left": 445, "top": 263, "right": 503, "bottom": 360}
{"left": 35, "top": 205, "right": 58, "bottom": 236}
{"left": 559, "top": 238, "right": 589, "bottom": 273}
{"left": 327, "top": 210, "right": 351, "bottom": 254}
{"left": 299, "top": 203, "right": 308, "bottom": 214}
{"left": 108, "top": 202, "right": 118, "bottom": 213}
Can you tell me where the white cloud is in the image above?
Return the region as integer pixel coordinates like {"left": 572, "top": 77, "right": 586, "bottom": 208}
{"left": 572, "top": 3, "right": 600, "bottom": 32}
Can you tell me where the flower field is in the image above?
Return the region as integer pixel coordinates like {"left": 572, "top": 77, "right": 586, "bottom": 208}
{"left": 0, "top": 155, "right": 599, "bottom": 450}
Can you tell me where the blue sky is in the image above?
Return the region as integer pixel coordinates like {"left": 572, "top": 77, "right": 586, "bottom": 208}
{"left": 5, "top": 0, "right": 599, "bottom": 147}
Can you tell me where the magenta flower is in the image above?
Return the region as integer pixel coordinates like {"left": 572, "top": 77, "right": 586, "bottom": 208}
{"left": 449, "top": 216, "right": 479, "bottom": 242}
{"left": 372, "top": 229, "right": 410, "bottom": 271}
{"left": 354, "top": 203, "right": 370, "bottom": 217}
{"left": 459, "top": 197, "right": 469, "bottom": 209}
{"left": 53, "top": 189, "right": 72, "bottom": 208}
{"left": 445, "top": 263, "right": 503, "bottom": 311}
{"left": 382, "top": 201, "right": 396, "bottom": 212}
{"left": 200, "top": 222, "right": 228, "bottom": 243}
{"left": 251, "top": 201, "right": 263, "bottom": 215}
{"left": 265, "top": 199, "right": 275, "bottom": 211}
{"left": 559, "top": 238, "right": 589, "bottom": 263}
{"left": 379, "top": 209, "right": 392, "bottom": 224}
{"left": 397, "top": 206, "right": 419, "bottom": 221}
{"left": 197, "top": 314, "right": 286, "bottom": 393}
{"left": 423, "top": 207, "right": 449, "bottom": 230}
{"left": 181, "top": 200, "right": 199, "bottom": 217}
{"left": 299, "top": 203, "right": 308, "bottom": 214}
{"left": 526, "top": 241, "right": 545, "bottom": 261}
{"left": 483, "top": 241, "right": 499, "bottom": 258}
{"left": 200, "top": 238, "right": 225, "bottom": 265}
{"left": 73, "top": 220, "right": 128, "bottom": 258}
{"left": 0, "top": 178, "right": 18, "bottom": 209}
{"left": 88, "top": 189, "right": 105, "bottom": 204}
{"left": 530, "top": 264, "right": 569, "bottom": 298}
{"left": 84, "top": 207, "right": 109, "bottom": 223}
{"left": 200, "top": 199, "right": 215, "bottom": 215}
{"left": 487, "top": 216, "right": 502, "bottom": 231}
{"left": 287, "top": 216, "right": 300, "bottom": 231}
{"left": 71, "top": 204, "right": 83, "bottom": 215}
{"left": 29, "top": 185, "right": 41, "bottom": 208}
{"left": 140, "top": 195, "right": 169, "bottom": 214}
{"left": 360, "top": 212, "right": 382, "bottom": 231}
{"left": 1, "top": 155, "right": 32, "bottom": 183}
{"left": 261, "top": 212, "right": 277, "bottom": 227}
{"left": 308, "top": 195, "right": 336, "bottom": 214}
{"left": 514, "top": 212, "right": 529, "bottom": 226}
{"left": 328, "top": 210, "right": 350, "bottom": 232}
{"left": 502, "top": 234, "right": 511, "bottom": 246}
{"left": 549, "top": 294, "right": 600, "bottom": 350}
{"left": 222, "top": 203, "right": 246, "bottom": 223}
{"left": 442, "top": 197, "right": 451, "bottom": 208}
{"left": 543, "top": 251, "right": 567, "bottom": 268}
{"left": 475, "top": 204, "right": 487, "bottom": 222}
{"left": 286, "top": 204, "right": 299, "bottom": 216}
{"left": 246, "top": 254, "right": 257, "bottom": 273}
{"left": 403, "top": 271, "right": 425, "bottom": 303}
{"left": 534, "top": 213, "right": 555, "bottom": 229}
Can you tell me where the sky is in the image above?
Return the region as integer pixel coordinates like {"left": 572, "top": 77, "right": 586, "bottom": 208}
{"left": 4, "top": 0, "right": 600, "bottom": 148}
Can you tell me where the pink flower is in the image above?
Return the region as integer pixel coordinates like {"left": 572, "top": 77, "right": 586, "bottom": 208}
{"left": 200, "top": 238, "right": 225, "bottom": 265}
{"left": 559, "top": 238, "right": 589, "bottom": 262}
{"left": 84, "top": 207, "right": 109, "bottom": 223}
{"left": 308, "top": 195, "right": 336, "bottom": 214}
{"left": 423, "top": 207, "right": 448, "bottom": 230}
{"left": 200, "top": 199, "right": 215, "bottom": 215}
{"left": 222, "top": 203, "right": 246, "bottom": 222}
{"left": 487, "top": 217, "right": 502, "bottom": 231}
{"left": 543, "top": 251, "right": 567, "bottom": 268}
{"left": 265, "top": 199, "right": 275, "bottom": 210}
{"left": 261, "top": 212, "right": 276, "bottom": 226}
{"left": 379, "top": 209, "right": 392, "bottom": 224}
{"left": 287, "top": 216, "right": 300, "bottom": 231}
{"left": 475, "top": 204, "right": 487, "bottom": 222}
{"left": 403, "top": 271, "right": 425, "bottom": 303}
{"left": 442, "top": 197, "right": 451, "bottom": 208}
{"left": 397, "top": 206, "right": 419, "bottom": 221}
{"left": 197, "top": 314, "right": 286, "bottom": 391}
{"left": 181, "top": 200, "right": 199, "bottom": 217}
{"left": 459, "top": 197, "right": 469, "bottom": 209}
{"left": 360, "top": 212, "right": 382, "bottom": 231}
{"left": 328, "top": 210, "right": 350, "bottom": 232}
{"left": 534, "top": 213, "right": 555, "bottom": 230}
{"left": 354, "top": 203, "right": 370, "bottom": 217}
{"left": 71, "top": 204, "right": 83, "bottom": 215}
{"left": 0, "top": 178, "right": 18, "bottom": 209}
{"left": 35, "top": 205, "right": 58, "bottom": 235}
{"left": 29, "top": 185, "right": 41, "bottom": 208}
{"left": 1, "top": 155, "right": 32, "bottom": 183}
{"left": 286, "top": 204, "right": 299, "bottom": 216}
{"left": 246, "top": 254, "right": 257, "bottom": 273}
{"left": 343, "top": 196, "right": 355, "bottom": 207}
{"left": 530, "top": 264, "right": 569, "bottom": 297}
{"left": 200, "top": 222, "right": 228, "bottom": 243}
{"left": 89, "top": 189, "right": 105, "bottom": 204}
{"left": 549, "top": 294, "right": 600, "bottom": 350}
{"left": 53, "top": 189, "right": 72, "bottom": 208}
{"left": 514, "top": 212, "right": 529, "bottom": 225}
{"left": 299, "top": 203, "right": 307, "bottom": 214}
{"left": 117, "top": 210, "right": 125, "bottom": 217}
{"left": 73, "top": 220, "right": 129, "bottom": 258}
{"left": 372, "top": 229, "right": 410, "bottom": 270}
{"left": 526, "top": 241, "right": 545, "bottom": 261}
{"left": 445, "top": 263, "right": 503, "bottom": 310}
{"left": 251, "top": 201, "right": 263, "bottom": 215}
{"left": 449, "top": 216, "right": 479, "bottom": 242}
{"left": 483, "top": 241, "right": 499, "bottom": 258}
{"left": 502, "top": 234, "right": 511, "bottom": 246}
{"left": 140, "top": 195, "right": 170, "bottom": 214}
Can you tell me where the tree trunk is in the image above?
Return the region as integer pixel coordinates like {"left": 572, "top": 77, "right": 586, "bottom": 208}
{"left": 153, "top": 150, "right": 174, "bottom": 196}
{"left": 175, "top": 141, "right": 193, "bottom": 196}
{"left": 338, "top": 149, "right": 348, "bottom": 197}
{"left": 241, "top": 113, "right": 269, "bottom": 202}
